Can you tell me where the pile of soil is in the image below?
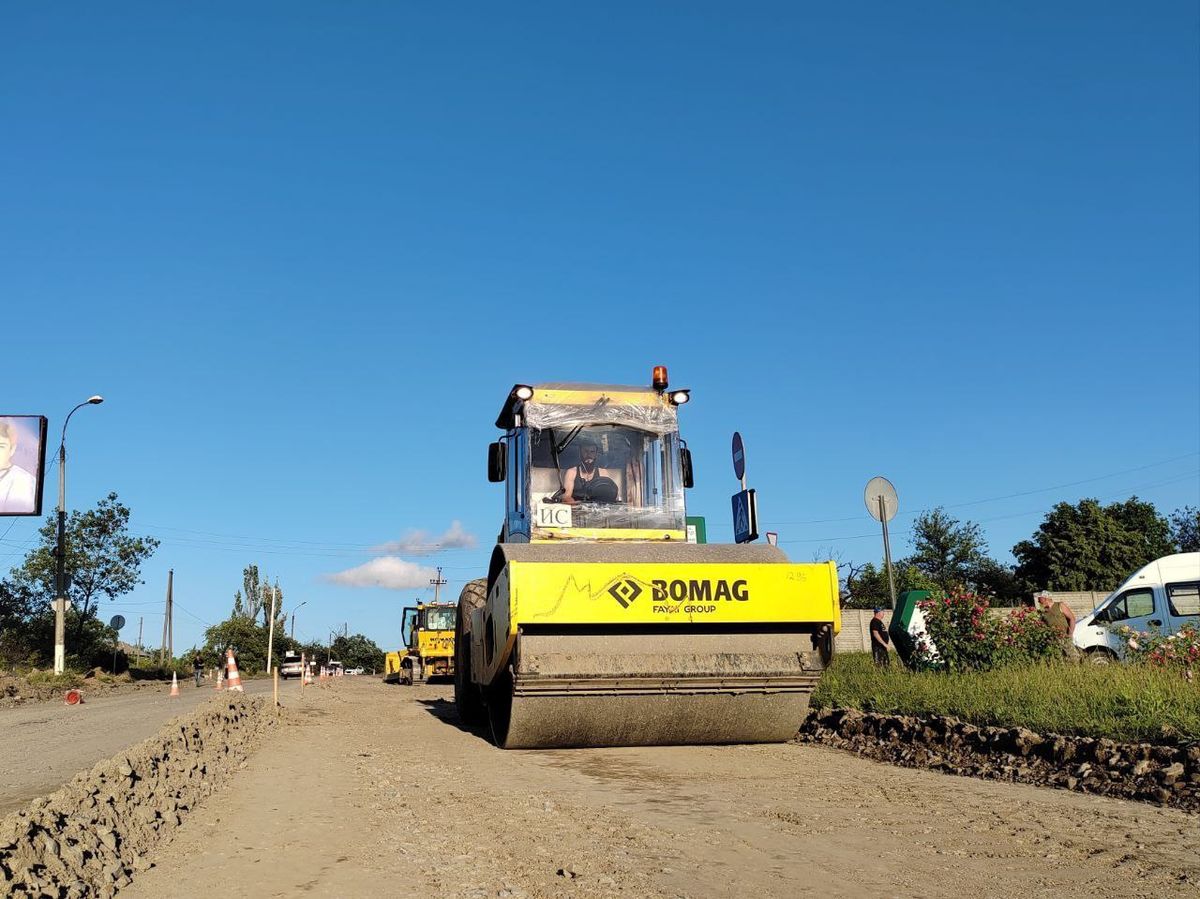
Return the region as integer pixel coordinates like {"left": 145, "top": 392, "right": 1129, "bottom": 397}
{"left": 0, "top": 670, "right": 175, "bottom": 709}
{"left": 0, "top": 695, "right": 274, "bottom": 897}
{"left": 800, "top": 707, "right": 1200, "bottom": 811}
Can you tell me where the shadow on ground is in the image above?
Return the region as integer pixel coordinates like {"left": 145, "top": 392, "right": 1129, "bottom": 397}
{"left": 417, "top": 697, "right": 494, "bottom": 744}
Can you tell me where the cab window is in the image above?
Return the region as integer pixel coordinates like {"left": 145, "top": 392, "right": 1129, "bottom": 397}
{"left": 1095, "top": 588, "right": 1156, "bottom": 623}
{"left": 423, "top": 607, "right": 456, "bottom": 631}
{"left": 1167, "top": 582, "right": 1200, "bottom": 618}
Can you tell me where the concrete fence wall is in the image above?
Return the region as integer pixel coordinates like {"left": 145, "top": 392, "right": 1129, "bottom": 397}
{"left": 834, "top": 591, "right": 1112, "bottom": 655}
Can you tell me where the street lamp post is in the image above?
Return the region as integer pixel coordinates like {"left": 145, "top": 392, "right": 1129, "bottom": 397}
{"left": 54, "top": 395, "right": 104, "bottom": 675}
{"left": 289, "top": 600, "right": 307, "bottom": 639}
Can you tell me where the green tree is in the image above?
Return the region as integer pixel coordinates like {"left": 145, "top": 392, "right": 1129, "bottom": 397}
{"left": 0, "top": 578, "right": 37, "bottom": 668}
{"left": 201, "top": 615, "right": 280, "bottom": 674}
{"left": 1106, "top": 497, "right": 1176, "bottom": 560}
{"left": 843, "top": 561, "right": 936, "bottom": 609}
{"left": 242, "top": 565, "right": 263, "bottom": 622}
{"left": 11, "top": 493, "right": 159, "bottom": 639}
{"left": 1013, "top": 497, "right": 1173, "bottom": 592}
{"left": 908, "top": 507, "right": 991, "bottom": 591}
{"left": 971, "top": 557, "right": 1025, "bottom": 605}
{"left": 330, "top": 633, "right": 385, "bottom": 672}
{"left": 1168, "top": 506, "right": 1200, "bottom": 552}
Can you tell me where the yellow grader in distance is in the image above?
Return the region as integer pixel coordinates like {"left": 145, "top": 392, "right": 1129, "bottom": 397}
{"left": 394, "top": 602, "right": 456, "bottom": 685}
{"left": 453, "top": 367, "right": 841, "bottom": 749}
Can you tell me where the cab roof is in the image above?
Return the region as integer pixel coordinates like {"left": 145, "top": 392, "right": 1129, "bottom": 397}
{"left": 495, "top": 382, "right": 673, "bottom": 431}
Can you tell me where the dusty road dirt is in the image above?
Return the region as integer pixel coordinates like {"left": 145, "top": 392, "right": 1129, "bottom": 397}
{"left": 0, "top": 677, "right": 279, "bottom": 815}
{"left": 122, "top": 678, "right": 1199, "bottom": 899}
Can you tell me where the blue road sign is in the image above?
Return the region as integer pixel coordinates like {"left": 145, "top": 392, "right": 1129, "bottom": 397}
{"left": 731, "top": 489, "right": 758, "bottom": 544}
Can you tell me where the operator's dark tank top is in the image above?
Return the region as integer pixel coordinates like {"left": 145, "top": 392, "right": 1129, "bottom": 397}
{"left": 574, "top": 465, "right": 617, "bottom": 502}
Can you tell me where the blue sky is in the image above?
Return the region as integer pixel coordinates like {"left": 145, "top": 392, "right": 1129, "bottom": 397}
{"left": 2, "top": 3, "right": 1197, "bottom": 654}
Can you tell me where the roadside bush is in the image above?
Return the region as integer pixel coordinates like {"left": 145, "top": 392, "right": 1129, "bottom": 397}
{"left": 915, "top": 591, "right": 1063, "bottom": 671}
{"left": 1119, "top": 622, "right": 1199, "bottom": 679}
{"left": 915, "top": 591, "right": 993, "bottom": 671}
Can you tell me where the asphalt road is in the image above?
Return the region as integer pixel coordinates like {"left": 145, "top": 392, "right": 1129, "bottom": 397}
{"left": 0, "top": 676, "right": 283, "bottom": 815}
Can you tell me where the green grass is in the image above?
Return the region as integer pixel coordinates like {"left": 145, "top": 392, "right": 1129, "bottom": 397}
{"left": 22, "top": 669, "right": 84, "bottom": 689}
{"left": 813, "top": 653, "right": 1200, "bottom": 743}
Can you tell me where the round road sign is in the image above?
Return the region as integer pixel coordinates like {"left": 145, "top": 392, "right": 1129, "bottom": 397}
{"left": 109, "top": 614, "right": 126, "bottom": 631}
{"left": 864, "top": 476, "right": 899, "bottom": 523}
{"left": 732, "top": 432, "right": 746, "bottom": 481}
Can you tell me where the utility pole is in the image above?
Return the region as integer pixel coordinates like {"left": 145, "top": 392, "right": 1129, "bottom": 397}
{"left": 265, "top": 584, "right": 278, "bottom": 674}
{"left": 430, "top": 567, "right": 447, "bottom": 604}
{"left": 135, "top": 616, "right": 143, "bottom": 665}
{"left": 159, "top": 569, "right": 173, "bottom": 666}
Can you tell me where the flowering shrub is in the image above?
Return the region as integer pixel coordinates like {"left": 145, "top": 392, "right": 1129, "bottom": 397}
{"left": 915, "top": 591, "right": 1065, "bottom": 672}
{"left": 993, "top": 604, "right": 1064, "bottom": 666}
{"left": 1118, "top": 623, "right": 1199, "bottom": 679}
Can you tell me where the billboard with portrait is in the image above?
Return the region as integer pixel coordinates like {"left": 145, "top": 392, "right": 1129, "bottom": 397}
{"left": 0, "top": 416, "right": 48, "bottom": 516}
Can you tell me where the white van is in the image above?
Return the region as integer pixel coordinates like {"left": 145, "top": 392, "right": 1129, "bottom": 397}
{"left": 1073, "top": 552, "right": 1200, "bottom": 662}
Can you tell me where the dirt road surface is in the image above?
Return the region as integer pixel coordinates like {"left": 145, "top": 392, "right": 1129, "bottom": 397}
{"left": 0, "top": 676, "right": 280, "bottom": 815}
{"left": 121, "top": 678, "right": 1198, "bottom": 899}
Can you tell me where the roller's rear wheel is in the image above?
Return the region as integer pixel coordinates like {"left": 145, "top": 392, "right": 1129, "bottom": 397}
{"left": 487, "top": 667, "right": 515, "bottom": 748}
{"left": 454, "top": 578, "right": 488, "bottom": 726}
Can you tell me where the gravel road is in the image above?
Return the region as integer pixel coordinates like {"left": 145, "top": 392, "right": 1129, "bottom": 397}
{"left": 123, "top": 677, "right": 1199, "bottom": 899}
{"left": 0, "top": 676, "right": 281, "bottom": 815}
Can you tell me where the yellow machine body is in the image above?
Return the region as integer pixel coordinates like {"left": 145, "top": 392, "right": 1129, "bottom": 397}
{"left": 398, "top": 602, "right": 456, "bottom": 685}
{"left": 456, "top": 376, "right": 841, "bottom": 748}
{"left": 383, "top": 651, "right": 404, "bottom": 684}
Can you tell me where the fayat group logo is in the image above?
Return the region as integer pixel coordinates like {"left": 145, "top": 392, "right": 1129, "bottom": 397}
{"left": 607, "top": 578, "right": 643, "bottom": 609}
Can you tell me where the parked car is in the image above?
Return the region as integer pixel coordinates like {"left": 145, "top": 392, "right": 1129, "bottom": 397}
{"left": 279, "top": 651, "right": 304, "bottom": 679}
{"left": 1073, "top": 552, "right": 1200, "bottom": 663}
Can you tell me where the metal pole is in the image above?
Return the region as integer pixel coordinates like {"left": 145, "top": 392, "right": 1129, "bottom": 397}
{"left": 53, "top": 441, "right": 67, "bottom": 675}
{"left": 290, "top": 613, "right": 295, "bottom": 639}
{"left": 166, "top": 570, "right": 174, "bottom": 663}
{"left": 160, "top": 570, "right": 173, "bottom": 666}
{"left": 52, "top": 398, "right": 102, "bottom": 675}
{"left": 880, "top": 495, "right": 897, "bottom": 609}
{"left": 135, "top": 616, "right": 143, "bottom": 665}
{"left": 265, "top": 585, "right": 278, "bottom": 673}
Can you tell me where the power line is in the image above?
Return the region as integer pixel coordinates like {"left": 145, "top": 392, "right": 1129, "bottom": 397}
{"left": 776, "top": 471, "right": 1199, "bottom": 547}
{"left": 718, "top": 451, "right": 1199, "bottom": 530}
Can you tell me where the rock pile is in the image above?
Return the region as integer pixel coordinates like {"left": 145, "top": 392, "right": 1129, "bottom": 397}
{"left": 0, "top": 695, "right": 273, "bottom": 897}
{"left": 800, "top": 708, "right": 1200, "bottom": 812}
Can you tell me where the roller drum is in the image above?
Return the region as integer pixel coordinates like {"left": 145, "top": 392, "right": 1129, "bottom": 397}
{"left": 488, "top": 630, "right": 828, "bottom": 749}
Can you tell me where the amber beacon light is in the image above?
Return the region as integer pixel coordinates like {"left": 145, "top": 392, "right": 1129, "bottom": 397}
{"left": 651, "top": 365, "right": 669, "bottom": 391}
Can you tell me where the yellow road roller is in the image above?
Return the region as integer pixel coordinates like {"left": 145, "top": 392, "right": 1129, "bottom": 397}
{"left": 454, "top": 368, "right": 840, "bottom": 748}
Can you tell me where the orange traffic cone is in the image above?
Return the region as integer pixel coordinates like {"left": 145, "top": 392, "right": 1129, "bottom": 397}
{"left": 215, "top": 667, "right": 224, "bottom": 691}
{"left": 169, "top": 671, "right": 180, "bottom": 698}
{"left": 225, "top": 648, "right": 244, "bottom": 693}
{"left": 64, "top": 689, "right": 83, "bottom": 705}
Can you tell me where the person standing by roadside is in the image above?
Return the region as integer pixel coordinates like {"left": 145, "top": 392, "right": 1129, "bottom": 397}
{"left": 192, "top": 652, "right": 204, "bottom": 687}
{"left": 1037, "top": 593, "right": 1078, "bottom": 658}
{"left": 870, "top": 608, "right": 890, "bottom": 667}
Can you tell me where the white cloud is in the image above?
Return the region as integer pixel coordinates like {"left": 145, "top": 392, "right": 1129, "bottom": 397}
{"left": 370, "top": 520, "right": 478, "bottom": 556}
{"left": 323, "top": 557, "right": 438, "bottom": 590}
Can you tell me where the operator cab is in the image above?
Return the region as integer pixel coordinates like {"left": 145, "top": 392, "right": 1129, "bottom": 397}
{"left": 402, "top": 603, "right": 456, "bottom": 650}
{"left": 489, "top": 370, "right": 694, "bottom": 543}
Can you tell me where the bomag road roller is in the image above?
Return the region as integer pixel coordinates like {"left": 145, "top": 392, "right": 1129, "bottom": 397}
{"left": 397, "top": 602, "right": 457, "bottom": 685}
{"left": 454, "top": 367, "right": 840, "bottom": 748}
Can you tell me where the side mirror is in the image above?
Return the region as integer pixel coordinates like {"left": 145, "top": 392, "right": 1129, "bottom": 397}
{"left": 488, "top": 441, "right": 507, "bottom": 483}
{"left": 681, "top": 447, "right": 695, "bottom": 489}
